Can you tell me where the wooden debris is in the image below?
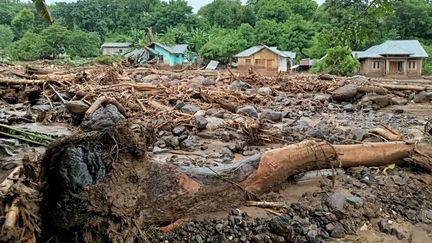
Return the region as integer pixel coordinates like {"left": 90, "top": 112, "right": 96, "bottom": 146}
{"left": 85, "top": 96, "right": 128, "bottom": 118}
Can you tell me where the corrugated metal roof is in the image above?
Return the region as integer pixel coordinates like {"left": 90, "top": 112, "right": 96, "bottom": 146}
{"left": 154, "top": 43, "right": 189, "bottom": 54}
{"left": 101, "top": 42, "right": 132, "bottom": 48}
{"left": 353, "top": 40, "right": 428, "bottom": 59}
{"left": 234, "top": 44, "right": 296, "bottom": 59}
{"left": 206, "top": 60, "right": 219, "bottom": 70}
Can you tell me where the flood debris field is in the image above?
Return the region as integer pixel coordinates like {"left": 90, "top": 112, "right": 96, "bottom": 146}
{"left": 0, "top": 62, "right": 432, "bottom": 242}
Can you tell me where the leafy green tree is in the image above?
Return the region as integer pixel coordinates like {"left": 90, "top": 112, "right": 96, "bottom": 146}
{"left": 198, "top": 0, "right": 243, "bottom": 28}
{"left": 66, "top": 30, "right": 101, "bottom": 58}
{"left": 280, "top": 16, "right": 316, "bottom": 56}
{"left": 256, "top": 0, "right": 291, "bottom": 23}
{"left": 9, "top": 31, "right": 49, "bottom": 60}
{"left": 422, "top": 43, "right": 432, "bottom": 75}
{"left": 287, "top": 0, "right": 318, "bottom": 20}
{"left": 238, "top": 23, "right": 255, "bottom": 47}
{"left": 254, "top": 19, "right": 282, "bottom": 46}
{"left": 199, "top": 28, "right": 247, "bottom": 63}
{"left": 40, "top": 23, "right": 70, "bottom": 58}
{"left": 11, "top": 8, "right": 35, "bottom": 39}
{"left": 0, "top": 25, "right": 14, "bottom": 49}
{"left": 151, "top": 0, "right": 193, "bottom": 33}
{"left": 0, "top": 0, "right": 21, "bottom": 26}
{"left": 311, "top": 46, "right": 359, "bottom": 76}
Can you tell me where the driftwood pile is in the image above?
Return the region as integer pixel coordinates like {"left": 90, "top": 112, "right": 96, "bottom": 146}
{"left": 0, "top": 64, "right": 432, "bottom": 242}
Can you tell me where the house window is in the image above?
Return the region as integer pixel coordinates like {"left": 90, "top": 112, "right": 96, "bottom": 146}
{"left": 372, "top": 61, "right": 381, "bottom": 70}
{"left": 255, "top": 59, "right": 265, "bottom": 66}
{"left": 408, "top": 61, "right": 416, "bottom": 70}
{"left": 245, "top": 59, "right": 251, "bottom": 64}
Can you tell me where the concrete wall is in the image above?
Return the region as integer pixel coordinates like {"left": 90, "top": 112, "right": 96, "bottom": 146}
{"left": 102, "top": 47, "right": 131, "bottom": 56}
{"left": 238, "top": 48, "right": 281, "bottom": 73}
{"left": 359, "top": 58, "right": 385, "bottom": 77}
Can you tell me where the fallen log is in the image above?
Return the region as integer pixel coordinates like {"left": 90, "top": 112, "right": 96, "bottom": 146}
{"left": 85, "top": 96, "right": 128, "bottom": 118}
{"left": 377, "top": 83, "right": 426, "bottom": 91}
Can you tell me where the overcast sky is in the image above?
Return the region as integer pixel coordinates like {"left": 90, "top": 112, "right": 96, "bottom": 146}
{"left": 41, "top": 0, "right": 326, "bottom": 12}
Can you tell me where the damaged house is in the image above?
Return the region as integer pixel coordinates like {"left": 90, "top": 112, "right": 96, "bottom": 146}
{"left": 234, "top": 44, "right": 296, "bottom": 73}
{"left": 352, "top": 40, "right": 428, "bottom": 78}
{"left": 147, "top": 43, "right": 196, "bottom": 67}
{"left": 101, "top": 42, "right": 132, "bottom": 56}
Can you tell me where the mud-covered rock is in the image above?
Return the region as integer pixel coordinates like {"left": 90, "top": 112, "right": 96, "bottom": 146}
{"left": 332, "top": 85, "right": 358, "bottom": 101}
{"left": 231, "top": 80, "right": 252, "bottom": 90}
{"left": 260, "top": 110, "right": 283, "bottom": 122}
{"left": 237, "top": 105, "right": 258, "bottom": 118}
{"left": 81, "top": 104, "right": 126, "bottom": 131}
{"left": 66, "top": 100, "right": 89, "bottom": 115}
{"left": 195, "top": 116, "right": 208, "bottom": 130}
{"left": 257, "top": 87, "right": 272, "bottom": 96}
{"left": 414, "top": 91, "right": 430, "bottom": 103}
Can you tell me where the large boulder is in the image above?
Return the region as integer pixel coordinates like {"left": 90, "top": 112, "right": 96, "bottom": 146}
{"left": 237, "top": 105, "right": 258, "bottom": 118}
{"left": 332, "top": 85, "right": 358, "bottom": 101}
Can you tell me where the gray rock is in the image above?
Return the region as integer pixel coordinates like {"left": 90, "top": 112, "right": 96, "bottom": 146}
{"left": 392, "top": 174, "right": 406, "bottom": 186}
{"left": 298, "top": 117, "right": 317, "bottom": 128}
{"left": 314, "top": 93, "right": 332, "bottom": 102}
{"left": 195, "top": 235, "right": 204, "bottom": 243}
{"left": 350, "top": 75, "right": 368, "bottom": 82}
{"left": 180, "top": 104, "right": 200, "bottom": 114}
{"left": 269, "top": 215, "right": 291, "bottom": 235}
{"left": 391, "top": 227, "right": 406, "bottom": 240}
{"left": 260, "top": 110, "right": 283, "bottom": 122}
{"left": 2, "top": 162, "right": 17, "bottom": 170}
{"left": 202, "top": 78, "right": 216, "bottom": 86}
{"left": 343, "top": 103, "right": 353, "bottom": 111}
{"left": 391, "top": 96, "right": 408, "bottom": 105}
{"left": 172, "top": 126, "right": 187, "bottom": 136}
{"left": 66, "top": 100, "right": 89, "bottom": 115}
{"left": 237, "top": 105, "right": 258, "bottom": 118}
{"left": 332, "top": 84, "right": 358, "bottom": 100}
{"left": 152, "top": 146, "right": 168, "bottom": 154}
{"left": 378, "top": 219, "right": 391, "bottom": 233}
{"left": 181, "top": 136, "right": 197, "bottom": 150}
{"left": 174, "top": 101, "right": 185, "bottom": 110}
{"left": 306, "top": 229, "right": 318, "bottom": 242}
{"left": 370, "top": 95, "right": 392, "bottom": 107}
{"left": 205, "top": 117, "right": 226, "bottom": 130}
{"left": 331, "top": 222, "right": 345, "bottom": 238}
{"left": 414, "top": 91, "right": 430, "bottom": 103}
{"left": 346, "top": 196, "right": 364, "bottom": 208}
{"left": 426, "top": 210, "right": 432, "bottom": 220}
{"left": 32, "top": 104, "right": 52, "bottom": 112}
{"left": 215, "top": 223, "right": 224, "bottom": 232}
{"left": 327, "top": 192, "right": 346, "bottom": 211}
{"left": 81, "top": 104, "right": 126, "bottom": 131}
{"left": 231, "top": 80, "right": 252, "bottom": 90}
{"left": 195, "top": 116, "right": 208, "bottom": 130}
{"left": 352, "top": 128, "right": 367, "bottom": 141}
{"left": 257, "top": 87, "right": 272, "bottom": 96}
{"left": 222, "top": 147, "right": 234, "bottom": 159}
{"left": 164, "top": 135, "right": 179, "bottom": 148}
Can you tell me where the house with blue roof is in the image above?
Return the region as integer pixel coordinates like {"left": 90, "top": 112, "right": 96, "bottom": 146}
{"left": 352, "top": 40, "right": 428, "bottom": 78}
{"left": 234, "top": 44, "right": 296, "bottom": 73}
{"left": 148, "top": 42, "right": 196, "bottom": 67}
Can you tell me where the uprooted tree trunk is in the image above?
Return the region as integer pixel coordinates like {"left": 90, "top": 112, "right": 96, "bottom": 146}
{"left": 3, "top": 125, "right": 432, "bottom": 242}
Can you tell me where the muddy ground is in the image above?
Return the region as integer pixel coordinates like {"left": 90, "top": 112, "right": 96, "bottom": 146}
{"left": 0, "top": 62, "right": 431, "bottom": 242}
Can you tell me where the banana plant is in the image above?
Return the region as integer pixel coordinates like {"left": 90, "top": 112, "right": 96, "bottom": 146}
{"left": 32, "top": 0, "right": 53, "bottom": 23}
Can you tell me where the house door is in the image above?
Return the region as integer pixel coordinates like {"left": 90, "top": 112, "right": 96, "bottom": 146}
{"left": 389, "top": 61, "right": 403, "bottom": 74}
{"left": 267, "top": 59, "right": 273, "bottom": 70}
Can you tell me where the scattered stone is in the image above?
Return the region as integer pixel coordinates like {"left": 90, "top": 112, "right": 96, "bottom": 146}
{"left": 195, "top": 235, "right": 204, "bottom": 243}
{"left": 378, "top": 219, "right": 391, "bottom": 233}
{"left": 66, "top": 100, "right": 89, "bottom": 115}
{"left": 181, "top": 136, "right": 197, "bottom": 150}
{"left": 269, "top": 215, "right": 291, "bottom": 235}
{"left": 205, "top": 117, "right": 226, "bottom": 130}
{"left": 215, "top": 223, "right": 224, "bottom": 232}
{"left": 152, "top": 146, "right": 168, "bottom": 154}
{"left": 172, "top": 126, "right": 187, "bottom": 136}
{"left": 81, "top": 104, "right": 126, "bottom": 131}
{"left": 231, "top": 208, "right": 242, "bottom": 216}
{"left": 391, "top": 227, "right": 406, "bottom": 240}
{"left": 314, "top": 93, "right": 332, "bottom": 102}
{"left": 195, "top": 116, "right": 208, "bottom": 130}
{"left": 331, "top": 222, "right": 345, "bottom": 238}
{"left": 370, "top": 95, "right": 392, "bottom": 107}
{"left": 231, "top": 80, "right": 252, "bottom": 90}
{"left": 202, "top": 78, "right": 216, "bottom": 86}
{"left": 343, "top": 103, "right": 354, "bottom": 111}
{"left": 180, "top": 104, "right": 200, "bottom": 114}
{"left": 174, "top": 101, "right": 185, "bottom": 110}
{"left": 391, "top": 96, "right": 408, "bottom": 105}
{"left": 257, "top": 87, "right": 272, "bottom": 96}
{"left": 392, "top": 174, "right": 406, "bottom": 186}
{"left": 306, "top": 229, "right": 318, "bottom": 242}
{"left": 332, "top": 84, "right": 358, "bottom": 100}
{"left": 352, "top": 128, "right": 367, "bottom": 141}
{"left": 237, "top": 105, "right": 258, "bottom": 118}
{"left": 346, "top": 196, "right": 364, "bottom": 208}
{"left": 350, "top": 75, "right": 368, "bottom": 82}
{"left": 31, "top": 104, "right": 52, "bottom": 112}
{"left": 326, "top": 192, "right": 346, "bottom": 211}
{"left": 414, "top": 91, "right": 430, "bottom": 103}
{"left": 1, "top": 162, "right": 17, "bottom": 170}
{"left": 260, "top": 110, "right": 283, "bottom": 122}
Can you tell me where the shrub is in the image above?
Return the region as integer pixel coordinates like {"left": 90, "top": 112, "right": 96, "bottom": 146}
{"left": 311, "top": 46, "right": 359, "bottom": 76}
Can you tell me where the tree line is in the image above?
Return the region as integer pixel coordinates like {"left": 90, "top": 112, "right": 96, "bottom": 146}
{"left": 0, "top": 0, "right": 431, "bottom": 74}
